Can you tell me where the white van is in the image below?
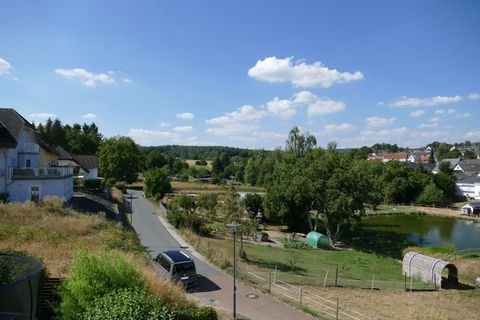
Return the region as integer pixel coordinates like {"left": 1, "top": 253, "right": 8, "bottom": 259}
{"left": 154, "top": 250, "right": 198, "bottom": 288}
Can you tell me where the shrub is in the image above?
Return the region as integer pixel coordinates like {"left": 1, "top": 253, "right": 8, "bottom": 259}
{"left": 58, "top": 251, "right": 145, "bottom": 320}
{"left": 175, "top": 306, "right": 218, "bottom": 320}
{"left": 106, "top": 178, "right": 117, "bottom": 188}
{"left": 195, "top": 160, "right": 208, "bottom": 166}
{"left": 167, "top": 211, "right": 185, "bottom": 229}
{"left": 199, "top": 225, "right": 212, "bottom": 237}
{"left": 115, "top": 181, "right": 126, "bottom": 193}
{"left": 280, "top": 238, "right": 310, "bottom": 250}
{"left": 83, "top": 179, "right": 102, "bottom": 191}
{"left": 82, "top": 288, "right": 175, "bottom": 320}
{"left": 176, "top": 175, "right": 189, "bottom": 182}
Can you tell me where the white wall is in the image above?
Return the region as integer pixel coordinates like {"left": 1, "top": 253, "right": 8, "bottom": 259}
{"left": 8, "top": 177, "right": 73, "bottom": 202}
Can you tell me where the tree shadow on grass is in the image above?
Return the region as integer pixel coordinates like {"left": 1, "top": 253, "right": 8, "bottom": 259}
{"left": 244, "top": 259, "right": 307, "bottom": 275}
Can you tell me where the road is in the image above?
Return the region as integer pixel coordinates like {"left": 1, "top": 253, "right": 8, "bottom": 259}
{"left": 128, "top": 189, "right": 314, "bottom": 320}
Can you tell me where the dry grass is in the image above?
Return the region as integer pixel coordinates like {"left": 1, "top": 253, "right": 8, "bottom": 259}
{"left": 171, "top": 181, "right": 265, "bottom": 193}
{"left": 0, "top": 202, "right": 196, "bottom": 308}
{"left": 109, "top": 187, "right": 125, "bottom": 204}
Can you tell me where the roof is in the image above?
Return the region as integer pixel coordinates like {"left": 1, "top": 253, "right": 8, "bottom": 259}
{"left": 162, "top": 250, "right": 192, "bottom": 263}
{"left": 383, "top": 152, "right": 408, "bottom": 160}
{"left": 71, "top": 154, "right": 99, "bottom": 170}
{"left": 433, "top": 158, "right": 463, "bottom": 172}
{"left": 457, "top": 159, "right": 480, "bottom": 174}
{"left": 56, "top": 146, "right": 72, "bottom": 159}
{"left": 0, "top": 108, "right": 35, "bottom": 148}
{"left": 462, "top": 202, "right": 480, "bottom": 209}
{"left": 38, "top": 139, "right": 60, "bottom": 155}
{"left": 456, "top": 175, "right": 480, "bottom": 184}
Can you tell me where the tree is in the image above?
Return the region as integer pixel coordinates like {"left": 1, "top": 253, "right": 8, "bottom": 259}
{"left": 285, "top": 126, "right": 316, "bottom": 156}
{"left": 144, "top": 168, "right": 171, "bottom": 199}
{"left": 172, "top": 194, "right": 198, "bottom": 215}
{"left": 98, "top": 136, "right": 141, "bottom": 182}
{"left": 242, "top": 193, "right": 263, "bottom": 219}
{"left": 197, "top": 193, "right": 218, "bottom": 221}
{"left": 223, "top": 187, "right": 242, "bottom": 221}
{"left": 144, "top": 150, "right": 167, "bottom": 170}
{"left": 416, "top": 183, "right": 444, "bottom": 206}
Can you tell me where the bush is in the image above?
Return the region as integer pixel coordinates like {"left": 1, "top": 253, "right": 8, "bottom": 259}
{"left": 115, "top": 181, "right": 126, "bottom": 193}
{"left": 106, "top": 178, "right": 117, "bottom": 188}
{"left": 176, "top": 175, "right": 189, "bottom": 182}
{"left": 175, "top": 306, "right": 218, "bottom": 320}
{"left": 183, "top": 214, "right": 202, "bottom": 233}
{"left": 83, "top": 179, "right": 102, "bottom": 191}
{"left": 280, "top": 238, "right": 310, "bottom": 250}
{"left": 167, "top": 211, "right": 184, "bottom": 229}
{"left": 82, "top": 288, "right": 175, "bottom": 320}
{"left": 199, "top": 225, "right": 212, "bottom": 237}
{"left": 58, "top": 251, "right": 145, "bottom": 320}
{"left": 195, "top": 160, "right": 208, "bottom": 166}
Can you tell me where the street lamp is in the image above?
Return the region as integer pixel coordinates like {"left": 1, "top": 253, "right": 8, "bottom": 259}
{"left": 227, "top": 221, "right": 240, "bottom": 320}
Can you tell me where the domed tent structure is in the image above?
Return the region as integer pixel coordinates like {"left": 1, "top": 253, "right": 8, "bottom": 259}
{"left": 306, "top": 231, "right": 330, "bottom": 249}
{"left": 0, "top": 254, "right": 43, "bottom": 319}
{"left": 402, "top": 251, "right": 458, "bottom": 289}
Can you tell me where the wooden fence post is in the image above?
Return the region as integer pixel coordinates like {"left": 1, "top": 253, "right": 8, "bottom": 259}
{"left": 336, "top": 298, "right": 339, "bottom": 320}
{"left": 268, "top": 272, "right": 272, "bottom": 293}
{"left": 371, "top": 274, "right": 375, "bottom": 290}
{"left": 410, "top": 274, "right": 413, "bottom": 292}
{"left": 404, "top": 273, "right": 407, "bottom": 292}
{"left": 335, "top": 267, "right": 338, "bottom": 287}
{"left": 273, "top": 266, "right": 277, "bottom": 284}
{"left": 299, "top": 287, "right": 303, "bottom": 305}
{"left": 323, "top": 270, "right": 329, "bottom": 288}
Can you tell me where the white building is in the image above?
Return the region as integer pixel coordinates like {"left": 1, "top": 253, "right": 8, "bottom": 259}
{"left": 455, "top": 176, "right": 480, "bottom": 200}
{"left": 56, "top": 146, "right": 99, "bottom": 181}
{"left": 0, "top": 108, "right": 73, "bottom": 202}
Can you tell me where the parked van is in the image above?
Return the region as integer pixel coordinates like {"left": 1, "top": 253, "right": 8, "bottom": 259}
{"left": 154, "top": 250, "right": 198, "bottom": 288}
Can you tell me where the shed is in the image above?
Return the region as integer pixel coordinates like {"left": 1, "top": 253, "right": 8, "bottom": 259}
{"left": 402, "top": 251, "right": 458, "bottom": 289}
{"left": 460, "top": 202, "right": 480, "bottom": 216}
{"left": 306, "top": 231, "right": 330, "bottom": 249}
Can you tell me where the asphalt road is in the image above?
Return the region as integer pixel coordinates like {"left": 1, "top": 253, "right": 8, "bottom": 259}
{"left": 128, "top": 189, "right": 314, "bottom": 320}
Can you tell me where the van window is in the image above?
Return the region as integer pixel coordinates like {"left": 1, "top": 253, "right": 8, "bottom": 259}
{"left": 157, "top": 255, "right": 171, "bottom": 272}
{"left": 172, "top": 262, "right": 195, "bottom": 275}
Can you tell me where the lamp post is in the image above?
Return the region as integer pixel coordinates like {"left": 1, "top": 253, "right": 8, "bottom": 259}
{"left": 227, "top": 222, "right": 240, "bottom": 320}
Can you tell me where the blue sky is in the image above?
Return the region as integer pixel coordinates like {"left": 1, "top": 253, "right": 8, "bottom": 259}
{"left": 1, "top": 0, "right": 479, "bottom": 149}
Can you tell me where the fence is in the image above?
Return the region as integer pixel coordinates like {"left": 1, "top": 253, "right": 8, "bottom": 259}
{"left": 242, "top": 266, "right": 438, "bottom": 320}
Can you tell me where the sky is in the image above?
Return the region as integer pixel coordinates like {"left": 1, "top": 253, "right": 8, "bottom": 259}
{"left": 1, "top": 0, "right": 480, "bottom": 149}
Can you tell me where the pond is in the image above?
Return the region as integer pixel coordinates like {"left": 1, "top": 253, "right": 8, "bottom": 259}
{"left": 360, "top": 214, "right": 480, "bottom": 251}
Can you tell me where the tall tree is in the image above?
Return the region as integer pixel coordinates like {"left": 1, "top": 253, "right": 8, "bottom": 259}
{"left": 98, "top": 136, "right": 141, "bottom": 182}
{"left": 285, "top": 126, "right": 316, "bottom": 156}
{"left": 144, "top": 168, "right": 171, "bottom": 199}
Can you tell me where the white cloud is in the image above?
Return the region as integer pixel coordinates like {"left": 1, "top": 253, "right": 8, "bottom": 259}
{"left": 81, "top": 113, "right": 97, "bottom": 119}
{"left": 430, "top": 116, "right": 441, "bottom": 123}
{"left": 206, "top": 124, "right": 258, "bottom": 136}
{"left": 123, "top": 78, "right": 132, "bottom": 84}
{"left": 468, "top": 93, "right": 480, "bottom": 100}
{"left": 173, "top": 126, "right": 194, "bottom": 133}
{"left": 206, "top": 105, "right": 265, "bottom": 125}
{"left": 389, "top": 95, "right": 462, "bottom": 107}
{"left": 128, "top": 128, "right": 180, "bottom": 145}
{"left": 324, "top": 123, "right": 355, "bottom": 133}
{"left": 435, "top": 109, "right": 445, "bottom": 114}
{"left": 158, "top": 122, "right": 171, "bottom": 128}
{"left": 456, "top": 112, "right": 471, "bottom": 118}
{"left": 365, "top": 116, "right": 396, "bottom": 128}
{"left": 466, "top": 130, "right": 480, "bottom": 138}
{"left": 30, "top": 113, "right": 57, "bottom": 119}
{"left": 247, "top": 56, "right": 364, "bottom": 88}
{"left": 264, "top": 97, "right": 296, "bottom": 119}
{"left": 419, "top": 123, "right": 439, "bottom": 128}
{"left": 0, "top": 58, "right": 12, "bottom": 76}
{"left": 55, "top": 68, "right": 115, "bottom": 86}
{"left": 447, "top": 108, "right": 456, "bottom": 114}
{"left": 176, "top": 112, "right": 195, "bottom": 120}
{"left": 293, "top": 91, "right": 346, "bottom": 116}
{"left": 410, "top": 110, "right": 425, "bottom": 117}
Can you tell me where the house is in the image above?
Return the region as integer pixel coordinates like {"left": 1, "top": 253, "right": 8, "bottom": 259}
{"left": 0, "top": 108, "right": 73, "bottom": 202}
{"left": 382, "top": 152, "right": 414, "bottom": 163}
{"left": 56, "top": 146, "right": 100, "bottom": 180}
{"left": 455, "top": 175, "right": 480, "bottom": 199}
{"left": 432, "top": 158, "right": 463, "bottom": 174}
{"left": 453, "top": 159, "right": 480, "bottom": 176}
{"left": 460, "top": 202, "right": 480, "bottom": 216}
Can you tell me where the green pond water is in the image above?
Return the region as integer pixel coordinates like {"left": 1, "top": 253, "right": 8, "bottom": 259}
{"left": 360, "top": 214, "right": 480, "bottom": 250}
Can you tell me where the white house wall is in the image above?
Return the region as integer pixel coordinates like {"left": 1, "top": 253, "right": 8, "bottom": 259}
{"left": 8, "top": 178, "right": 73, "bottom": 202}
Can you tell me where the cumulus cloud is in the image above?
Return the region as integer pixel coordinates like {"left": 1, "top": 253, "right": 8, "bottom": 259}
{"left": 410, "top": 110, "right": 425, "bottom": 117}
{"left": 0, "top": 58, "right": 12, "bottom": 76}
{"left": 389, "top": 95, "right": 462, "bottom": 107}
{"left": 173, "top": 126, "right": 194, "bottom": 133}
{"left": 293, "top": 91, "right": 346, "bottom": 116}
{"left": 365, "top": 116, "right": 396, "bottom": 128}
{"left": 248, "top": 56, "right": 364, "bottom": 88}
{"left": 81, "top": 113, "right": 97, "bottom": 119}
{"left": 468, "top": 93, "right": 480, "bottom": 100}
{"left": 435, "top": 109, "right": 445, "bottom": 114}
{"left": 55, "top": 68, "right": 116, "bottom": 86}
{"left": 206, "top": 105, "right": 265, "bottom": 125}
{"left": 466, "top": 130, "right": 480, "bottom": 138}
{"left": 158, "top": 122, "right": 171, "bottom": 127}
{"left": 324, "top": 123, "right": 355, "bottom": 133}
{"left": 176, "top": 112, "right": 195, "bottom": 120}
{"left": 264, "top": 97, "right": 296, "bottom": 119}
{"left": 206, "top": 124, "right": 258, "bottom": 136}
{"left": 128, "top": 128, "right": 180, "bottom": 145}
{"left": 30, "top": 113, "right": 57, "bottom": 119}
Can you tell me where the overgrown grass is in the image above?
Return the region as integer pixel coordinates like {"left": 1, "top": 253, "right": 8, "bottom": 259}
{"left": 0, "top": 202, "right": 194, "bottom": 311}
{"left": 171, "top": 181, "right": 265, "bottom": 193}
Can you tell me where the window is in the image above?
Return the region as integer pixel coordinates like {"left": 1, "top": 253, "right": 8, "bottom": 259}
{"left": 155, "top": 255, "right": 171, "bottom": 272}
{"left": 172, "top": 262, "right": 195, "bottom": 275}
{"left": 30, "top": 186, "right": 40, "bottom": 202}
{"left": 26, "top": 159, "right": 31, "bottom": 168}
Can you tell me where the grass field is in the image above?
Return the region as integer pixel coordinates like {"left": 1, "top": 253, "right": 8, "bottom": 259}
{"left": 171, "top": 181, "right": 266, "bottom": 193}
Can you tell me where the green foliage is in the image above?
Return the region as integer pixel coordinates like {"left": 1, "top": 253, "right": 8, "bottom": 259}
{"left": 167, "top": 211, "right": 184, "bottom": 229}
{"left": 167, "top": 210, "right": 202, "bottom": 233}
{"left": 171, "top": 195, "right": 197, "bottom": 214}
{"left": 83, "top": 179, "right": 102, "bottom": 191}
{"left": 195, "top": 159, "right": 208, "bottom": 166}
{"left": 175, "top": 306, "right": 218, "bottom": 320}
{"left": 145, "top": 150, "right": 168, "bottom": 170}
{"left": 280, "top": 238, "right": 311, "bottom": 250}
{"left": 197, "top": 193, "right": 218, "bottom": 221}
{"left": 114, "top": 181, "right": 127, "bottom": 193}
{"left": 242, "top": 193, "right": 263, "bottom": 218}
{"left": 106, "top": 178, "right": 117, "bottom": 187}
{"left": 141, "top": 145, "right": 252, "bottom": 161}
{"left": 199, "top": 225, "right": 212, "bottom": 237}
{"left": 82, "top": 288, "right": 174, "bottom": 320}
{"left": 415, "top": 183, "right": 444, "bottom": 206}
{"left": 98, "top": 136, "right": 141, "bottom": 183}
{"left": 144, "top": 168, "right": 171, "bottom": 199}
{"left": 285, "top": 126, "right": 316, "bottom": 156}
{"left": 58, "top": 251, "right": 145, "bottom": 320}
